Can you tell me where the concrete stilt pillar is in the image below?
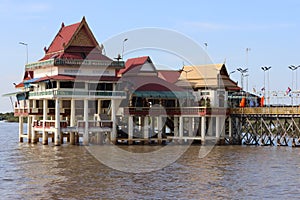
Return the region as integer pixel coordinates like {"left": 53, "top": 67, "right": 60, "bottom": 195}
{"left": 83, "top": 99, "right": 89, "bottom": 145}
{"left": 179, "top": 116, "right": 184, "bottom": 143}
{"left": 70, "top": 99, "right": 76, "bottom": 145}
{"left": 174, "top": 117, "right": 179, "bottom": 137}
{"left": 228, "top": 117, "right": 232, "bottom": 138}
{"left": 26, "top": 100, "right": 31, "bottom": 143}
{"left": 97, "top": 99, "right": 101, "bottom": 115}
{"left": 201, "top": 116, "right": 206, "bottom": 143}
{"left": 220, "top": 116, "right": 225, "bottom": 137}
{"left": 19, "top": 116, "right": 24, "bottom": 142}
{"left": 111, "top": 99, "right": 117, "bottom": 144}
{"left": 138, "top": 116, "right": 142, "bottom": 132}
{"left": 32, "top": 115, "right": 38, "bottom": 143}
{"left": 216, "top": 116, "right": 220, "bottom": 139}
{"left": 188, "top": 117, "right": 193, "bottom": 137}
{"left": 42, "top": 99, "right": 48, "bottom": 145}
{"left": 157, "top": 116, "right": 162, "bottom": 144}
{"left": 128, "top": 115, "right": 133, "bottom": 145}
{"left": 150, "top": 116, "right": 155, "bottom": 139}
{"left": 54, "top": 98, "right": 61, "bottom": 146}
{"left": 144, "top": 116, "right": 149, "bottom": 144}
{"left": 207, "top": 117, "right": 213, "bottom": 136}
{"left": 27, "top": 116, "right": 32, "bottom": 143}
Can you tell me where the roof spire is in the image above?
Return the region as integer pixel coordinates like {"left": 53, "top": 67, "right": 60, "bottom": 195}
{"left": 61, "top": 22, "right": 65, "bottom": 28}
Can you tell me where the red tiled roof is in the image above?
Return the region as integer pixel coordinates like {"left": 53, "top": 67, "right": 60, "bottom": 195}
{"left": 46, "top": 22, "right": 80, "bottom": 54}
{"left": 158, "top": 70, "right": 181, "bottom": 83}
{"left": 118, "top": 56, "right": 150, "bottom": 76}
{"left": 120, "top": 76, "right": 185, "bottom": 92}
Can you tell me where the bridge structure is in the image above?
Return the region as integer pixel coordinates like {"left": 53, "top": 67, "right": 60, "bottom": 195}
{"left": 228, "top": 106, "right": 300, "bottom": 147}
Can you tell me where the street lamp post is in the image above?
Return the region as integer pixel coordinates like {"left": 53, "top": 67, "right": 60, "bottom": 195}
{"left": 261, "top": 66, "right": 271, "bottom": 106}
{"left": 288, "top": 65, "right": 300, "bottom": 105}
{"left": 19, "top": 42, "right": 28, "bottom": 64}
{"left": 122, "top": 38, "right": 128, "bottom": 59}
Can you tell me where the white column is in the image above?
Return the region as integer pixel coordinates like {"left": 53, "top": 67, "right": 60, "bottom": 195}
{"left": 31, "top": 115, "right": 37, "bottom": 143}
{"left": 83, "top": 99, "right": 89, "bottom": 145}
{"left": 220, "top": 116, "right": 225, "bottom": 137}
{"left": 70, "top": 99, "right": 76, "bottom": 126}
{"left": 111, "top": 99, "right": 117, "bottom": 144}
{"left": 216, "top": 116, "right": 220, "bottom": 139}
{"left": 27, "top": 116, "right": 32, "bottom": 143}
{"left": 188, "top": 117, "right": 193, "bottom": 137}
{"left": 26, "top": 100, "right": 31, "bottom": 143}
{"left": 42, "top": 99, "right": 48, "bottom": 145}
{"left": 97, "top": 99, "right": 101, "bottom": 115}
{"left": 69, "top": 99, "right": 76, "bottom": 145}
{"left": 128, "top": 115, "right": 133, "bottom": 144}
{"left": 157, "top": 116, "right": 162, "bottom": 144}
{"left": 179, "top": 116, "right": 184, "bottom": 138}
{"left": 207, "top": 117, "right": 213, "bottom": 136}
{"left": 54, "top": 98, "right": 61, "bottom": 146}
{"left": 201, "top": 116, "right": 206, "bottom": 142}
{"left": 229, "top": 117, "right": 232, "bottom": 138}
{"left": 174, "top": 117, "right": 179, "bottom": 137}
{"left": 144, "top": 117, "right": 149, "bottom": 142}
{"left": 19, "top": 116, "right": 24, "bottom": 142}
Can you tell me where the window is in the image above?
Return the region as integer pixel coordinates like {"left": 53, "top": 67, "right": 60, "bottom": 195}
{"left": 46, "top": 81, "right": 57, "bottom": 89}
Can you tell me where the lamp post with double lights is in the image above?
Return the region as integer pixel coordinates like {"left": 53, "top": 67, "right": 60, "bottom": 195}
{"left": 237, "top": 68, "right": 248, "bottom": 91}
{"left": 261, "top": 66, "right": 271, "bottom": 106}
{"left": 288, "top": 65, "right": 300, "bottom": 105}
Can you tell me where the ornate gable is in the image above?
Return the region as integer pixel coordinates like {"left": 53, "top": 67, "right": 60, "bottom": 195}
{"left": 66, "top": 17, "right": 99, "bottom": 49}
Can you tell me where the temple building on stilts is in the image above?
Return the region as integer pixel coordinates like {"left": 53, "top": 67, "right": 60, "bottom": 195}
{"left": 9, "top": 17, "right": 126, "bottom": 145}
{"left": 5, "top": 17, "right": 246, "bottom": 146}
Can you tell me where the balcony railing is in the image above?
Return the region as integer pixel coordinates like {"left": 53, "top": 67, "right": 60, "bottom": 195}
{"left": 124, "top": 107, "right": 229, "bottom": 116}
{"left": 29, "top": 89, "right": 126, "bottom": 98}
{"left": 33, "top": 120, "right": 68, "bottom": 128}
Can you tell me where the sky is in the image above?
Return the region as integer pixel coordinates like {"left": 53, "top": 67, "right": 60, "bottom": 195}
{"left": 1, "top": 0, "right": 300, "bottom": 112}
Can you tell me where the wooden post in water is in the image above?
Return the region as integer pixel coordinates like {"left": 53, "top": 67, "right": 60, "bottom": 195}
{"left": 19, "top": 116, "right": 23, "bottom": 142}
{"left": 42, "top": 99, "right": 48, "bottom": 145}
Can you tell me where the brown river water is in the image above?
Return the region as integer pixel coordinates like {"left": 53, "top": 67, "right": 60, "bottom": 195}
{"left": 1, "top": 122, "right": 300, "bottom": 199}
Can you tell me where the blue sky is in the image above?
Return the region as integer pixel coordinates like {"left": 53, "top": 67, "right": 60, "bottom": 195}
{"left": 1, "top": 0, "right": 300, "bottom": 112}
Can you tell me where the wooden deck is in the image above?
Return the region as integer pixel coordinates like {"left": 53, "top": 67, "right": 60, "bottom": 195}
{"left": 230, "top": 107, "right": 300, "bottom": 115}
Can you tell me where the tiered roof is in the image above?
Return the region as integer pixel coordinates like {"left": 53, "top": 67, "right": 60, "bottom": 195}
{"left": 40, "top": 17, "right": 111, "bottom": 61}
{"left": 176, "top": 63, "right": 240, "bottom": 91}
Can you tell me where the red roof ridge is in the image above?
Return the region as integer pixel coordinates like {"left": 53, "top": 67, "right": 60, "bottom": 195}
{"left": 118, "top": 56, "right": 151, "bottom": 76}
